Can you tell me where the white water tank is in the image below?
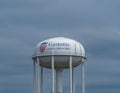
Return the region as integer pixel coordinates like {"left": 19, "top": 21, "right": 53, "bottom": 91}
{"left": 32, "top": 37, "right": 86, "bottom": 69}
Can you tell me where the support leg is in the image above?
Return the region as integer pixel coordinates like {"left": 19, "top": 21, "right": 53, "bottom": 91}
{"left": 72, "top": 68, "right": 75, "bottom": 93}
{"left": 33, "top": 61, "right": 36, "bottom": 93}
{"left": 69, "top": 56, "right": 73, "bottom": 93}
{"left": 56, "top": 69, "right": 63, "bottom": 93}
{"left": 40, "top": 67, "right": 43, "bottom": 93}
{"left": 37, "top": 57, "right": 40, "bottom": 93}
{"left": 51, "top": 56, "right": 55, "bottom": 93}
{"left": 81, "top": 62, "right": 85, "bottom": 93}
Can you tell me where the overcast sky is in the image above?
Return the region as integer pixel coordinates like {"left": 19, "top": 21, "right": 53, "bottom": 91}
{"left": 0, "top": 0, "right": 120, "bottom": 93}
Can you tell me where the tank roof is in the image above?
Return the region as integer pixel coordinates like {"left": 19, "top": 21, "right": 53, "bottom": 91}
{"left": 32, "top": 37, "right": 85, "bottom": 58}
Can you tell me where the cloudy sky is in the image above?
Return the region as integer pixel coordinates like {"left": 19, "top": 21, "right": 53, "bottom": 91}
{"left": 0, "top": 0, "right": 120, "bottom": 93}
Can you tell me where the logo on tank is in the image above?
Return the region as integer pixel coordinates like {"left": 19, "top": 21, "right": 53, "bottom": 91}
{"left": 40, "top": 42, "right": 47, "bottom": 53}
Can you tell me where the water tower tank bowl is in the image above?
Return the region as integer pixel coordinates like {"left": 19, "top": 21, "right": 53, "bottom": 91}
{"left": 32, "top": 37, "right": 86, "bottom": 68}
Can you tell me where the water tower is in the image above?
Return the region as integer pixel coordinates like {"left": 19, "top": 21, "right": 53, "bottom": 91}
{"left": 32, "top": 37, "right": 86, "bottom": 93}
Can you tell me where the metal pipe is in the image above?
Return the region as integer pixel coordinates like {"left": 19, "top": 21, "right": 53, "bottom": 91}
{"left": 72, "top": 68, "right": 75, "bottom": 93}
{"left": 69, "top": 56, "right": 73, "bottom": 93}
{"left": 56, "top": 69, "right": 63, "bottom": 93}
{"left": 52, "top": 56, "right": 55, "bottom": 93}
{"left": 81, "top": 62, "right": 85, "bottom": 93}
{"left": 33, "top": 61, "right": 36, "bottom": 93}
{"left": 37, "top": 57, "right": 40, "bottom": 93}
{"left": 40, "top": 67, "right": 43, "bottom": 93}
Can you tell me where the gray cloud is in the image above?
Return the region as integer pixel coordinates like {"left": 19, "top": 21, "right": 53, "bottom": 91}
{"left": 0, "top": 0, "right": 120, "bottom": 93}
{"left": 1, "top": 0, "right": 120, "bottom": 29}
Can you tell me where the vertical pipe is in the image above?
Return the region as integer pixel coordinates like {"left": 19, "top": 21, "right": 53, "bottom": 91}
{"left": 56, "top": 69, "right": 62, "bottom": 93}
{"left": 37, "top": 57, "right": 40, "bottom": 93}
{"left": 52, "top": 56, "right": 55, "bottom": 93}
{"left": 33, "top": 61, "right": 36, "bottom": 93}
{"left": 72, "top": 68, "right": 75, "bottom": 93}
{"left": 35, "top": 62, "right": 37, "bottom": 93}
{"left": 81, "top": 62, "right": 85, "bottom": 93}
{"left": 40, "top": 67, "right": 43, "bottom": 93}
{"left": 69, "top": 56, "right": 73, "bottom": 93}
